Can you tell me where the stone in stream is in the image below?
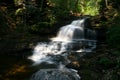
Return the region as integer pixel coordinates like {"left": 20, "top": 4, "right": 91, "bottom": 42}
{"left": 30, "top": 69, "right": 80, "bottom": 80}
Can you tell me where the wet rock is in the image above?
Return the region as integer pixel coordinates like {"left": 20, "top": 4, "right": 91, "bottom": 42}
{"left": 30, "top": 69, "right": 80, "bottom": 80}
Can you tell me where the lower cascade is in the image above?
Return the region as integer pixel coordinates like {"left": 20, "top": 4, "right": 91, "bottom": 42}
{"left": 28, "top": 17, "right": 96, "bottom": 80}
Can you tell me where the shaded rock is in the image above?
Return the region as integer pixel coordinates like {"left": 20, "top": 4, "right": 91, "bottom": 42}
{"left": 30, "top": 69, "right": 80, "bottom": 80}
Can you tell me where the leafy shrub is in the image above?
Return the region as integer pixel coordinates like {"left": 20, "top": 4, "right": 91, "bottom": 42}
{"left": 111, "top": 51, "right": 120, "bottom": 56}
{"left": 78, "top": 0, "right": 102, "bottom": 16}
{"left": 50, "top": 0, "right": 102, "bottom": 16}
{"left": 107, "top": 16, "right": 120, "bottom": 49}
{"left": 97, "top": 57, "right": 115, "bottom": 69}
{"left": 28, "top": 22, "right": 53, "bottom": 34}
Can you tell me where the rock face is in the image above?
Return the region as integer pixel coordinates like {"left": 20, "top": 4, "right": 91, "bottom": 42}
{"left": 30, "top": 69, "right": 80, "bottom": 80}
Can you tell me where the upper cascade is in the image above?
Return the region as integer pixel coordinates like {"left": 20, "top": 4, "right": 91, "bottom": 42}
{"left": 51, "top": 17, "right": 96, "bottom": 42}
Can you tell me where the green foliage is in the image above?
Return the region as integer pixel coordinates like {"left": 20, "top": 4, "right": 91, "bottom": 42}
{"left": 50, "top": 0, "right": 102, "bottom": 16}
{"left": 107, "top": 16, "right": 120, "bottom": 49}
{"left": 28, "top": 22, "right": 52, "bottom": 33}
{"left": 50, "top": 0, "right": 76, "bottom": 11}
{"left": 14, "top": 0, "right": 25, "bottom": 6}
{"left": 15, "top": 8, "right": 25, "bottom": 15}
{"left": 78, "top": 0, "right": 102, "bottom": 16}
{"left": 13, "top": 0, "right": 103, "bottom": 32}
{"left": 49, "top": 0, "right": 80, "bottom": 25}
{"left": 111, "top": 51, "right": 120, "bottom": 56}
{"left": 97, "top": 57, "right": 115, "bottom": 69}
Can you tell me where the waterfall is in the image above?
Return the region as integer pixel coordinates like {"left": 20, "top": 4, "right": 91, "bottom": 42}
{"left": 28, "top": 17, "right": 96, "bottom": 80}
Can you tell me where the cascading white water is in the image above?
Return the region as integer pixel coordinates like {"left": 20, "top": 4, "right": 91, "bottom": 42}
{"left": 29, "top": 17, "right": 96, "bottom": 80}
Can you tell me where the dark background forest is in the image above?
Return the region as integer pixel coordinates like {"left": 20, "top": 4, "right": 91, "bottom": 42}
{"left": 0, "top": 0, "right": 120, "bottom": 80}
